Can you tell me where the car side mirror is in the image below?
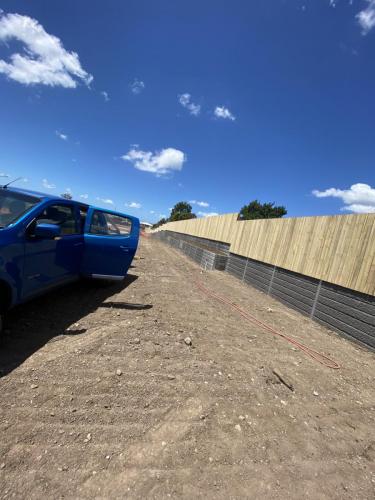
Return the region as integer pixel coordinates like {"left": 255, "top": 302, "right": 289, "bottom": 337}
{"left": 34, "top": 222, "right": 61, "bottom": 239}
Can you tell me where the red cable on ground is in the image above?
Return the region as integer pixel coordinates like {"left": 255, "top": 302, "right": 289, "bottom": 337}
{"left": 194, "top": 277, "right": 340, "bottom": 370}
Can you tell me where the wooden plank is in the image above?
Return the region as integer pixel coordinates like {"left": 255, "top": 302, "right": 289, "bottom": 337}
{"left": 155, "top": 213, "right": 375, "bottom": 296}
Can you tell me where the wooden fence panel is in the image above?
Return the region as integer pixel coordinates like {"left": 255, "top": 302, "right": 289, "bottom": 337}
{"left": 154, "top": 213, "right": 375, "bottom": 296}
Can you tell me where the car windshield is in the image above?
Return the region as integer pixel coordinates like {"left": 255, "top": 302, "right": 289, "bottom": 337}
{"left": 0, "top": 190, "right": 41, "bottom": 228}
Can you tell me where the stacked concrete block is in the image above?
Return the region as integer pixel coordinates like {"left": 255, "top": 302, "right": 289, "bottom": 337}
{"left": 152, "top": 231, "right": 229, "bottom": 271}
{"left": 226, "top": 253, "right": 375, "bottom": 350}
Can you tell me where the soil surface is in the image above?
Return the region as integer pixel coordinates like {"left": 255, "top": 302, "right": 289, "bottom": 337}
{"left": 0, "top": 236, "right": 374, "bottom": 499}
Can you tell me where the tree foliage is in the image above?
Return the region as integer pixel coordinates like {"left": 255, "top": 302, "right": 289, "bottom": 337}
{"left": 169, "top": 201, "right": 196, "bottom": 222}
{"left": 61, "top": 192, "right": 73, "bottom": 200}
{"left": 152, "top": 201, "right": 196, "bottom": 229}
{"left": 238, "top": 200, "right": 287, "bottom": 220}
{"left": 152, "top": 218, "right": 167, "bottom": 229}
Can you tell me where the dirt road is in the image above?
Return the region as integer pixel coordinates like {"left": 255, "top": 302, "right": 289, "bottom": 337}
{"left": 0, "top": 237, "right": 374, "bottom": 499}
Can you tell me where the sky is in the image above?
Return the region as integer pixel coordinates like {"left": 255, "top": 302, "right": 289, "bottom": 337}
{"left": 0, "top": 0, "right": 375, "bottom": 222}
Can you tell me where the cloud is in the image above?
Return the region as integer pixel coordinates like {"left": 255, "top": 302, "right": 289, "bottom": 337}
{"left": 129, "top": 78, "right": 145, "bottom": 95}
{"left": 55, "top": 130, "right": 68, "bottom": 141}
{"left": 150, "top": 210, "right": 155, "bottom": 214}
{"left": 357, "top": 0, "right": 375, "bottom": 35}
{"left": 312, "top": 183, "right": 375, "bottom": 213}
{"left": 96, "top": 197, "right": 114, "bottom": 205}
{"left": 198, "top": 211, "right": 219, "bottom": 217}
{"left": 122, "top": 146, "right": 186, "bottom": 176}
{"left": 101, "top": 90, "right": 110, "bottom": 102}
{"left": 80, "top": 194, "right": 88, "bottom": 199}
{"left": 0, "top": 172, "right": 10, "bottom": 177}
{"left": 178, "top": 93, "right": 201, "bottom": 116}
{"left": 189, "top": 200, "right": 209, "bottom": 207}
{"left": 214, "top": 106, "right": 236, "bottom": 121}
{"left": 42, "top": 178, "right": 56, "bottom": 189}
{"left": 125, "top": 201, "right": 141, "bottom": 209}
{"left": 0, "top": 12, "right": 93, "bottom": 87}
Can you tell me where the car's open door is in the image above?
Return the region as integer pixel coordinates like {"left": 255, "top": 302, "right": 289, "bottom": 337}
{"left": 81, "top": 207, "right": 139, "bottom": 280}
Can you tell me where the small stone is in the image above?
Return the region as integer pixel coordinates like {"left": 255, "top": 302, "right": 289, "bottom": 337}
{"left": 184, "top": 337, "right": 192, "bottom": 346}
{"left": 167, "top": 375, "right": 175, "bottom": 380}
{"left": 30, "top": 384, "right": 38, "bottom": 389}
{"left": 84, "top": 433, "right": 92, "bottom": 443}
{"left": 161, "top": 441, "right": 167, "bottom": 447}
{"left": 116, "top": 369, "right": 122, "bottom": 376}
{"left": 227, "top": 374, "right": 233, "bottom": 379}
{"left": 105, "top": 455, "right": 110, "bottom": 460}
{"left": 0, "top": 463, "right": 5, "bottom": 469}
{"left": 133, "top": 338, "right": 141, "bottom": 344}
{"left": 313, "top": 391, "right": 319, "bottom": 397}
{"left": 267, "top": 308, "right": 273, "bottom": 312}
{"left": 239, "top": 415, "right": 245, "bottom": 420}
{"left": 235, "top": 424, "right": 242, "bottom": 432}
{"left": 50, "top": 412, "right": 55, "bottom": 417}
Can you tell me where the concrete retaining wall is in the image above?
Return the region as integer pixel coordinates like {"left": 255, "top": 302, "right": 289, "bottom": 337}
{"left": 154, "top": 230, "right": 375, "bottom": 350}
{"left": 153, "top": 231, "right": 228, "bottom": 270}
{"left": 226, "top": 253, "right": 375, "bottom": 350}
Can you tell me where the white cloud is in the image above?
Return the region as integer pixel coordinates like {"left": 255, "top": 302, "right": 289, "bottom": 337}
{"left": 150, "top": 210, "right": 155, "bottom": 214}
{"left": 178, "top": 93, "right": 201, "bottom": 116}
{"left": 357, "top": 0, "right": 375, "bottom": 35}
{"left": 80, "top": 194, "right": 88, "bottom": 199}
{"left": 125, "top": 201, "right": 141, "bottom": 209}
{"left": 189, "top": 200, "right": 209, "bottom": 207}
{"left": 42, "top": 178, "right": 56, "bottom": 189}
{"left": 129, "top": 78, "right": 145, "bottom": 95}
{"left": 0, "top": 12, "right": 93, "bottom": 87}
{"left": 96, "top": 197, "right": 114, "bottom": 205}
{"left": 101, "top": 90, "right": 110, "bottom": 102}
{"left": 214, "top": 106, "right": 236, "bottom": 121}
{"left": 55, "top": 130, "right": 68, "bottom": 141}
{"left": 0, "top": 172, "right": 10, "bottom": 177}
{"left": 122, "top": 146, "right": 186, "bottom": 176}
{"left": 312, "top": 183, "right": 375, "bottom": 213}
{"left": 198, "top": 211, "right": 219, "bottom": 217}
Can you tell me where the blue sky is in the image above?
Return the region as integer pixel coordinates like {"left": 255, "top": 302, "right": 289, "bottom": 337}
{"left": 0, "top": 0, "right": 375, "bottom": 222}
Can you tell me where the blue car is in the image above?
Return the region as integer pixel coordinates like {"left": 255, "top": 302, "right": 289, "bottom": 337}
{"left": 0, "top": 186, "right": 140, "bottom": 332}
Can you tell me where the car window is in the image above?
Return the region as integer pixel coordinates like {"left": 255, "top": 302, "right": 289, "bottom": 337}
{"left": 0, "top": 190, "right": 40, "bottom": 228}
{"left": 79, "top": 206, "right": 88, "bottom": 233}
{"left": 36, "top": 204, "right": 77, "bottom": 235}
{"left": 89, "top": 210, "right": 132, "bottom": 236}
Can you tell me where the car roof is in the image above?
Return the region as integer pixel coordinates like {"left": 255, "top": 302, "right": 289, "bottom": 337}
{"left": 1, "top": 186, "right": 89, "bottom": 206}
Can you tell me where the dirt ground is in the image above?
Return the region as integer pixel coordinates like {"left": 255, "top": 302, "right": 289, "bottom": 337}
{"left": 0, "top": 236, "right": 374, "bottom": 499}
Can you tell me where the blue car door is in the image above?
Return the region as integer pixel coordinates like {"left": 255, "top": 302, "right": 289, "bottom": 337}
{"left": 81, "top": 207, "right": 139, "bottom": 279}
{"left": 22, "top": 202, "right": 83, "bottom": 298}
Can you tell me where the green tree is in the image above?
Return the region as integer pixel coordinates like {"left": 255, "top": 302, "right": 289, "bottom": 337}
{"left": 169, "top": 201, "right": 196, "bottom": 222}
{"left": 152, "top": 218, "right": 167, "bottom": 229}
{"left": 238, "top": 200, "right": 287, "bottom": 220}
{"left": 61, "top": 192, "right": 73, "bottom": 200}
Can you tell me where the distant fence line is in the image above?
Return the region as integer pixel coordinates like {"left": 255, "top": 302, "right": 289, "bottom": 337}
{"left": 152, "top": 213, "right": 375, "bottom": 297}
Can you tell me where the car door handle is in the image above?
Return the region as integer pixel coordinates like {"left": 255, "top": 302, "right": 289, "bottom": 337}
{"left": 120, "top": 246, "right": 129, "bottom": 252}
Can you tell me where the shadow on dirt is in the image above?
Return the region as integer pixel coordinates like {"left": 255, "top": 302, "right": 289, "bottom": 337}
{"left": 100, "top": 302, "right": 153, "bottom": 310}
{"left": 0, "top": 273, "right": 144, "bottom": 377}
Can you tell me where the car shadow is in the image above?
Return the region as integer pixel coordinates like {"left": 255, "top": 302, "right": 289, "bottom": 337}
{"left": 0, "top": 273, "right": 149, "bottom": 377}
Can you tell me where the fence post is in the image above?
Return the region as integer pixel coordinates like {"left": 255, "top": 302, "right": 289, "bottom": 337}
{"left": 311, "top": 280, "right": 322, "bottom": 319}
{"left": 268, "top": 265, "right": 277, "bottom": 295}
